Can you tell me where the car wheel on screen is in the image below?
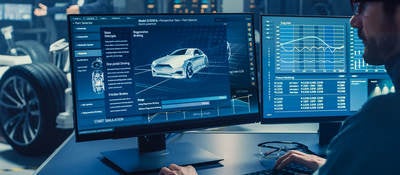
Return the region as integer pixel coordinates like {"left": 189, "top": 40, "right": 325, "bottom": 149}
{"left": 204, "top": 57, "right": 209, "bottom": 67}
{"left": 186, "top": 62, "right": 194, "bottom": 79}
{"left": 15, "top": 40, "right": 49, "bottom": 63}
{"left": 0, "top": 63, "right": 70, "bottom": 155}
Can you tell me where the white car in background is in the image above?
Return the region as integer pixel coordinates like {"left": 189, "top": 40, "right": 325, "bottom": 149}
{"left": 151, "top": 48, "right": 208, "bottom": 79}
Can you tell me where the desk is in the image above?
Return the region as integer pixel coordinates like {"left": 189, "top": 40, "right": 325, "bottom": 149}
{"left": 34, "top": 132, "right": 322, "bottom": 175}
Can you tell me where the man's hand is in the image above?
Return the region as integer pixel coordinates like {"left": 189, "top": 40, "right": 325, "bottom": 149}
{"left": 159, "top": 164, "right": 198, "bottom": 175}
{"left": 66, "top": 5, "right": 80, "bottom": 14}
{"left": 34, "top": 3, "right": 48, "bottom": 16}
{"left": 274, "top": 150, "right": 326, "bottom": 171}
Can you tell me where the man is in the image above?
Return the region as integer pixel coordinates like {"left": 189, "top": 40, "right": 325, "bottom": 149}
{"left": 34, "top": 0, "right": 112, "bottom": 16}
{"left": 159, "top": 0, "right": 400, "bottom": 174}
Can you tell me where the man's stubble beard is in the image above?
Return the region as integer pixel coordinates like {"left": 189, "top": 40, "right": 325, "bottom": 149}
{"left": 363, "top": 35, "right": 398, "bottom": 65}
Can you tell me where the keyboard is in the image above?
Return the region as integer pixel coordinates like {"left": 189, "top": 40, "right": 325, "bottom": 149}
{"left": 243, "top": 162, "right": 314, "bottom": 175}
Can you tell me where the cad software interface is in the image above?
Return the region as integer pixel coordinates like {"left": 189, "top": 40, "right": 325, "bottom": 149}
{"left": 69, "top": 14, "right": 258, "bottom": 135}
{"left": 262, "top": 16, "right": 393, "bottom": 119}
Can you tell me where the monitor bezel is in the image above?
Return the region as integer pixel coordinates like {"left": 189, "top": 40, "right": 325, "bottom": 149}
{"left": 260, "top": 14, "right": 351, "bottom": 124}
{"left": 68, "top": 13, "right": 260, "bottom": 142}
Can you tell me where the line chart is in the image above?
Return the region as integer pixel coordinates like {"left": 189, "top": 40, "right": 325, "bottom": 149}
{"left": 280, "top": 36, "right": 345, "bottom": 53}
{"left": 275, "top": 24, "right": 346, "bottom": 73}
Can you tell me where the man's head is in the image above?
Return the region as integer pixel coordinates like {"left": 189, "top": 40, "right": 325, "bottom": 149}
{"left": 350, "top": 0, "right": 400, "bottom": 65}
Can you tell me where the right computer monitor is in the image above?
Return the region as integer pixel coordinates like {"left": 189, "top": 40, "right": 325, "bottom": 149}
{"left": 261, "top": 15, "right": 394, "bottom": 123}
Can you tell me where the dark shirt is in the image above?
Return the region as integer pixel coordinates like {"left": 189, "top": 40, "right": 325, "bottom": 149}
{"left": 385, "top": 54, "right": 400, "bottom": 92}
{"left": 315, "top": 57, "right": 400, "bottom": 174}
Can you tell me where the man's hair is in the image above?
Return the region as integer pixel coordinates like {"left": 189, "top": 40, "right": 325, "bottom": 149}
{"left": 352, "top": 0, "right": 400, "bottom": 18}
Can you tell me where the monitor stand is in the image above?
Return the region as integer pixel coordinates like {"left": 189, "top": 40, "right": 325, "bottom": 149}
{"left": 101, "top": 134, "right": 223, "bottom": 174}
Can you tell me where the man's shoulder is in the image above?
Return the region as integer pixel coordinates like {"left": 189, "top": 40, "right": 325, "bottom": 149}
{"left": 362, "top": 93, "right": 400, "bottom": 110}
{"left": 355, "top": 93, "right": 400, "bottom": 125}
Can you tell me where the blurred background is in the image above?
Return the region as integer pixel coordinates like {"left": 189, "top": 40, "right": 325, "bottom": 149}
{"left": 0, "top": 0, "right": 352, "bottom": 52}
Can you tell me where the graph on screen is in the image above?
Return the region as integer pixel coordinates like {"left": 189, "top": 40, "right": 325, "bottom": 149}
{"left": 349, "top": 28, "right": 386, "bottom": 73}
{"left": 275, "top": 24, "right": 346, "bottom": 73}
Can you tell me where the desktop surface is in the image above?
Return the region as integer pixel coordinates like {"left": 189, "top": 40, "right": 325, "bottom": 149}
{"left": 35, "top": 130, "right": 322, "bottom": 175}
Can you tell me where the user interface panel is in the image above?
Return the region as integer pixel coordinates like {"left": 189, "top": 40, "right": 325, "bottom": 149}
{"left": 69, "top": 14, "right": 258, "bottom": 137}
{"left": 262, "top": 16, "right": 392, "bottom": 121}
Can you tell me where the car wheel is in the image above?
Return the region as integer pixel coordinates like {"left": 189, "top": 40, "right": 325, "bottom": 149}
{"left": 186, "top": 62, "right": 194, "bottom": 79}
{"left": 15, "top": 40, "right": 49, "bottom": 63}
{"left": 0, "top": 63, "right": 70, "bottom": 155}
{"left": 204, "top": 57, "right": 209, "bottom": 67}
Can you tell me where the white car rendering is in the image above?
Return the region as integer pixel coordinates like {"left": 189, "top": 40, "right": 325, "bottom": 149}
{"left": 151, "top": 48, "right": 208, "bottom": 79}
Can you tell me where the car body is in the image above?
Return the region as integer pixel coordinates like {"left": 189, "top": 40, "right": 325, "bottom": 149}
{"left": 151, "top": 48, "right": 208, "bottom": 79}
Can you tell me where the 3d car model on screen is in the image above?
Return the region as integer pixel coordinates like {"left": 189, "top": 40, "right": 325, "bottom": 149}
{"left": 151, "top": 48, "right": 208, "bottom": 79}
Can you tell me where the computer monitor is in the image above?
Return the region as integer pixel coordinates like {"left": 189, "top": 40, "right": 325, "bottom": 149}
{"left": 68, "top": 13, "right": 258, "bottom": 173}
{"left": 261, "top": 15, "right": 392, "bottom": 124}
{"left": 3, "top": 3, "right": 32, "bottom": 21}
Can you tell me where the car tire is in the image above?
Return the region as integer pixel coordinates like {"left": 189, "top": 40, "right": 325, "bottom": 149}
{"left": 0, "top": 63, "right": 70, "bottom": 155}
{"left": 15, "top": 40, "right": 49, "bottom": 63}
{"left": 204, "top": 57, "right": 209, "bottom": 67}
{"left": 186, "top": 62, "right": 194, "bottom": 79}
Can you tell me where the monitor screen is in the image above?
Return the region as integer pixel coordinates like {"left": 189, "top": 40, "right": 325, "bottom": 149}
{"left": 3, "top": 3, "right": 32, "bottom": 21}
{"left": 68, "top": 14, "right": 258, "bottom": 141}
{"left": 54, "top": 2, "right": 68, "bottom": 21}
{"left": 261, "top": 15, "right": 393, "bottom": 123}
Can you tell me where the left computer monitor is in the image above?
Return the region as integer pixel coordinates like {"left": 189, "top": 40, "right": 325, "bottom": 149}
{"left": 68, "top": 13, "right": 258, "bottom": 173}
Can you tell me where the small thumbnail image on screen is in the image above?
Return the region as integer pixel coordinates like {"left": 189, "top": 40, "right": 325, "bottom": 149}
{"left": 368, "top": 79, "right": 395, "bottom": 98}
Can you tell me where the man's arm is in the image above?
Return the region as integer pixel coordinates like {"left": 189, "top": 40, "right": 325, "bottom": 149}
{"left": 34, "top": 3, "right": 70, "bottom": 16}
{"left": 317, "top": 94, "right": 400, "bottom": 175}
{"left": 274, "top": 95, "right": 380, "bottom": 174}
